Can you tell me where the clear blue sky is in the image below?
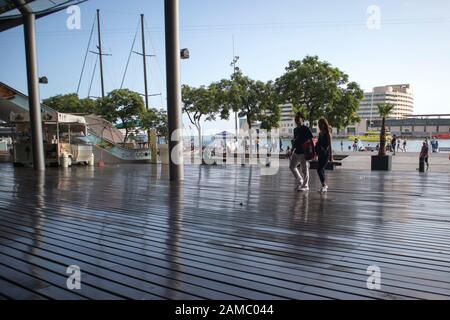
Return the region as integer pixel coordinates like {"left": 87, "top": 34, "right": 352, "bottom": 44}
{"left": 1, "top": 0, "right": 450, "bottom": 134}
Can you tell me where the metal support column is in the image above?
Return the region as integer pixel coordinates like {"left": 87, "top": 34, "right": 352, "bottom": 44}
{"left": 23, "top": 12, "right": 45, "bottom": 171}
{"left": 164, "top": 0, "right": 184, "bottom": 181}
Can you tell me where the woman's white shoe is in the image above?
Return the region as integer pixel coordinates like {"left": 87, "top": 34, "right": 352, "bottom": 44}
{"left": 319, "top": 186, "right": 328, "bottom": 193}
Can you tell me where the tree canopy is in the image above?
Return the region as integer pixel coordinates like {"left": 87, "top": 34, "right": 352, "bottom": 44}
{"left": 276, "top": 55, "right": 363, "bottom": 129}
{"left": 182, "top": 84, "right": 221, "bottom": 160}
{"left": 42, "top": 93, "right": 96, "bottom": 114}
{"left": 215, "top": 71, "right": 281, "bottom": 130}
{"left": 140, "top": 108, "right": 168, "bottom": 141}
{"left": 182, "top": 84, "right": 220, "bottom": 131}
{"left": 97, "top": 89, "right": 145, "bottom": 143}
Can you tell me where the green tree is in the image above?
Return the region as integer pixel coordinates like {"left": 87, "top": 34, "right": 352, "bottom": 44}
{"left": 259, "top": 81, "right": 282, "bottom": 131}
{"left": 276, "top": 56, "right": 362, "bottom": 129}
{"left": 97, "top": 89, "right": 145, "bottom": 143}
{"left": 156, "top": 109, "right": 168, "bottom": 143}
{"left": 326, "top": 82, "right": 364, "bottom": 130}
{"left": 79, "top": 98, "right": 97, "bottom": 114}
{"left": 377, "top": 103, "right": 395, "bottom": 156}
{"left": 215, "top": 72, "right": 281, "bottom": 155}
{"left": 140, "top": 108, "right": 168, "bottom": 143}
{"left": 42, "top": 94, "right": 95, "bottom": 114}
{"left": 182, "top": 84, "right": 220, "bottom": 160}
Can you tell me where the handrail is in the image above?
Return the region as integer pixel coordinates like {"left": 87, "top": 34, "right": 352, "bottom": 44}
{"left": 87, "top": 128, "right": 150, "bottom": 153}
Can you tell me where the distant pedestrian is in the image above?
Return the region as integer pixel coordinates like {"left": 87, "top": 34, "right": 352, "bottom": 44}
{"left": 391, "top": 135, "right": 397, "bottom": 155}
{"left": 340, "top": 140, "right": 344, "bottom": 151}
{"left": 436, "top": 140, "right": 439, "bottom": 152}
{"left": 290, "top": 113, "right": 314, "bottom": 192}
{"left": 420, "top": 142, "right": 429, "bottom": 171}
{"left": 403, "top": 139, "right": 407, "bottom": 152}
{"left": 316, "top": 118, "right": 333, "bottom": 193}
{"left": 353, "top": 138, "right": 358, "bottom": 152}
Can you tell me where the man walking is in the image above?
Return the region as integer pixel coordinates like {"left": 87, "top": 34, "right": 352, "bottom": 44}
{"left": 290, "top": 113, "right": 314, "bottom": 192}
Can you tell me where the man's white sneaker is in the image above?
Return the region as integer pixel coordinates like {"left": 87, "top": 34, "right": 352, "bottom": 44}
{"left": 319, "top": 186, "right": 328, "bottom": 193}
{"left": 297, "top": 186, "right": 309, "bottom": 192}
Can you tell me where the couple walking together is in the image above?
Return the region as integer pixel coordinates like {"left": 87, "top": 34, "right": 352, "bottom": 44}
{"left": 289, "top": 113, "right": 333, "bottom": 193}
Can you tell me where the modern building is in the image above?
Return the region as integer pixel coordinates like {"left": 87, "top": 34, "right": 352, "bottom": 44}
{"left": 369, "top": 114, "right": 450, "bottom": 138}
{"left": 248, "top": 84, "right": 419, "bottom": 138}
{"left": 279, "top": 104, "right": 296, "bottom": 137}
{"left": 358, "top": 84, "right": 414, "bottom": 121}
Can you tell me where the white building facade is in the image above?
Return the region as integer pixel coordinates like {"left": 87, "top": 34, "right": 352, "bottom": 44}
{"left": 359, "top": 84, "right": 414, "bottom": 120}
{"left": 256, "top": 84, "right": 415, "bottom": 138}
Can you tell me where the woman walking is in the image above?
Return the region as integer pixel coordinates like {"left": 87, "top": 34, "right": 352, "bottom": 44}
{"left": 420, "top": 141, "right": 429, "bottom": 171}
{"left": 316, "top": 118, "right": 333, "bottom": 193}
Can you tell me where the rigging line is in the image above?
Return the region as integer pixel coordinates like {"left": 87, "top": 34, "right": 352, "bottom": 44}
{"left": 88, "top": 56, "right": 99, "bottom": 99}
{"left": 5, "top": 16, "right": 450, "bottom": 37}
{"left": 144, "top": 18, "right": 166, "bottom": 102}
{"left": 121, "top": 20, "right": 140, "bottom": 89}
{"left": 76, "top": 14, "right": 96, "bottom": 95}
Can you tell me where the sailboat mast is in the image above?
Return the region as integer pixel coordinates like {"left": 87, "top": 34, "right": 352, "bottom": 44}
{"left": 141, "top": 14, "right": 149, "bottom": 110}
{"left": 97, "top": 9, "right": 105, "bottom": 99}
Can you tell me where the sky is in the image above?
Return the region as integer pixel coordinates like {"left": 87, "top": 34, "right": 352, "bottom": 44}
{"left": 1, "top": 0, "right": 450, "bottom": 135}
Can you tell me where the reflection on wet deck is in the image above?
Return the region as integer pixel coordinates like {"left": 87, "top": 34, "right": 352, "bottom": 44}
{"left": 0, "top": 163, "right": 449, "bottom": 300}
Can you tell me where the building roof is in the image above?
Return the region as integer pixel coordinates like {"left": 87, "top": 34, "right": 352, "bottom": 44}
{"left": 0, "top": 0, "right": 86, "bottom": 32}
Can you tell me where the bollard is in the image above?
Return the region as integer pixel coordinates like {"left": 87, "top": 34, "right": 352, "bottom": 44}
{"left": 88, "top": 153, "right": 95, "bottom": 166}
{"left": 61, "top": 152, "right": 69, "bottom": 168}
{"left": 419, "top": 157, "right": 425, "bottom": 173}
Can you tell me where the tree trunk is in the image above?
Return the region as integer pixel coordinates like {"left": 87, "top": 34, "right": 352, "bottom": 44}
{"left": 309, "top": 117, "right": 314, "bottom": 130}
{"left": 248, "top": 119, "right": 253, "bottom": 159}
{"left": 379, "top": 117, "right": 386, "bottom": 156}
{"left": 124, "top": 129, "right": 129, "bottom": 144}
{"left": 197, "top": 124, "right": 203, "bottom": 164}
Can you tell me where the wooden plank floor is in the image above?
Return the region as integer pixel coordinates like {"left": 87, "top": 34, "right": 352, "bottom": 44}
{"left": 0, "top": 162, "right": 449, "bottom": 300}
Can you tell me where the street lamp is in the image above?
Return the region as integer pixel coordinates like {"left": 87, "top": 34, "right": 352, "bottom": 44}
{"left": 230, "top": 55, "right": 239, "bottom": 139}
{"left": 180, "top": 48, "right": 190, "bottom": 60}
{"left": 39, "top": 76, "right": 48, "bottom": 84}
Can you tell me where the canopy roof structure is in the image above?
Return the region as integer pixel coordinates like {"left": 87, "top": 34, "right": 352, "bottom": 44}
{"left": 0, "top": 0, "right": 86, "bottom": 32}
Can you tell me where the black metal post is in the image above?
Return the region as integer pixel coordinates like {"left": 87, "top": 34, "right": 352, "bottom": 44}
{"left": 164, "top": 0, "right": 184, "bottom": 181}
{"left": 23, "top": 12, "right": 45, "bottom": 171}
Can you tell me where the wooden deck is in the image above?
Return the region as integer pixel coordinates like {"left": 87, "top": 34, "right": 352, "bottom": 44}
{"left": 0, "top": 163, "right": 449, "bottom": 300}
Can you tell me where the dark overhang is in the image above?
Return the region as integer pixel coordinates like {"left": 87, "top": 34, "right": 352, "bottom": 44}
{"left": 0, "top": 0, "right": 86, "bottom": 32}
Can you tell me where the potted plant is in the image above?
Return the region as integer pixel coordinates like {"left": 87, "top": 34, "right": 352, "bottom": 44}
{"left": 371, "top": 103, "right": 394, "bottom": 171}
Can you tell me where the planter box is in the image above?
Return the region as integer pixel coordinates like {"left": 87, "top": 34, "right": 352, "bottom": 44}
{"left": 371, "top": 155, "right": 392, "bottom": 171}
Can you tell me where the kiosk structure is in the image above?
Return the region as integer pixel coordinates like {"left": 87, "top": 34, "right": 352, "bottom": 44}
{"left": 10, "top": 109, "right": 93, "bottom": 167}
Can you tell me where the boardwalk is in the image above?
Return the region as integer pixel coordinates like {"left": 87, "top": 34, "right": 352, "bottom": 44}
{"left": 0, "top": 163, "right": 449, "bottom": 300}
